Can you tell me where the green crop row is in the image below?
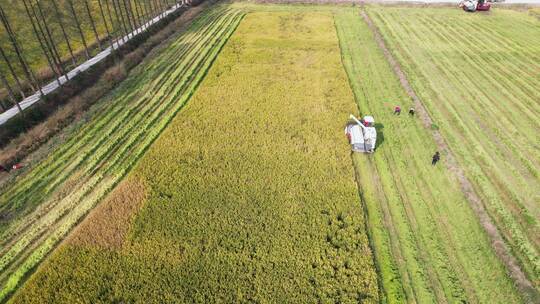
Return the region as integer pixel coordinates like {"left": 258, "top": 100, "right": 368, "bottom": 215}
{"left": 0, "top": 7, "right": 244, "bottom": 302}
{"left": 367, "top": 6, "right": 539, "bottom": 288}
{"left": 335, "top": 8, "right": 524, "bottom": 303}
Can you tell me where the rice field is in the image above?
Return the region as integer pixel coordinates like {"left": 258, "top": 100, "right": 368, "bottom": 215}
{"left": 8, "top": 7, "right": 379, "bottom": 303}
{"left": 0, "top": 3, "right": 538, "bottom": 304}
{"left": 0, "top": 7, "right": 244, "bottom": 301}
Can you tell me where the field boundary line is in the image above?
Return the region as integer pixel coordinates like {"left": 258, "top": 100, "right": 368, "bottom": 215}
{"left": 359, "top": 9, "right": 539, "bottom": 303}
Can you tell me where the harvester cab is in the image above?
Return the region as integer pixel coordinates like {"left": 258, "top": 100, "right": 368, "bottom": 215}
{"left": 345, "top": 114, "right": 377, "bottom": 153}
{"left": 460, "top": 0, "right": 491, "bottom": 12}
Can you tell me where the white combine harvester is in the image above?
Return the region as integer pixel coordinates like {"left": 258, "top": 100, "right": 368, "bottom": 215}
{"left": 345, "top": 114, "right": 377, "bottom": 153}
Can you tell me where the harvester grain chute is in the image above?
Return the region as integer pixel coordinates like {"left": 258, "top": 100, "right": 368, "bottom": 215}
{"left": 460, "top": 0, "right": 491, "bottom": 12}
{"left": 345, "top": 114, "right": 377, "bottom": 153}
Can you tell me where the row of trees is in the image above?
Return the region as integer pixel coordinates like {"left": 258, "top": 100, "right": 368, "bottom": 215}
{"left": 0, "top": 0, "right": 187, "bottom": 113}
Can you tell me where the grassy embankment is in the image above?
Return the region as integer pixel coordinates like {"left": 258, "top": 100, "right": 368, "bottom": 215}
{"left": 367, "top": 6, "right": 539, "bottom": 289}
{"left": 9, "top": 10, "right": 379, "bottom": 303}
{"left": 0, "top": 7, "right": 244, "bottom": 301}
{"left": 336, "top": 8, "right": 525, "bottom": 303}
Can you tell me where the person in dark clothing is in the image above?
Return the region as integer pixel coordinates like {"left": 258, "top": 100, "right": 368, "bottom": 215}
{"left": 0, "top": 165, "right": 7, "bottom": 173}
{"left": 409, "top": 107, "right": 415, "bottom": 116}
{"left": 432, "top": 151, "right": 440, "bottom": 165}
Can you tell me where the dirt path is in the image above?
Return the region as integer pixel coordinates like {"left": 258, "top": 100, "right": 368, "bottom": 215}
{"left": 360, "top": 9, "right": 539, "bottom": 303}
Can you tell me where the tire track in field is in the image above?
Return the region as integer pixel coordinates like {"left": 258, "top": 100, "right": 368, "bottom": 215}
{"left": 360, "top": 9, "right": 539, "bottom": 303}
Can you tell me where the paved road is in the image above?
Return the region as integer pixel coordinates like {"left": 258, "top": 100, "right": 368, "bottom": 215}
{"left": 0, "top": 3, "right": 185, "bottom": 127}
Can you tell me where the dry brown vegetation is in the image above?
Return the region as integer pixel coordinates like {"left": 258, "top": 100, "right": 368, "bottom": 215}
{"left": 67, "top": 177, "right": 148, "bottom": 249}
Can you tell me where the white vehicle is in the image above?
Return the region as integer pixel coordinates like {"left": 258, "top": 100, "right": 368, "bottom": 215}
{"left": 345, "top": 114, "right": 377, "bottom": 153}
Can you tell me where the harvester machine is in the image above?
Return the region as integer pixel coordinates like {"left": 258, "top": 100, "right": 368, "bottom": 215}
{"left": 345, "top": 114, "right": 377, "bottom": 153}
{"left": 460, "top": 0, "right": 491, "bottom": 12}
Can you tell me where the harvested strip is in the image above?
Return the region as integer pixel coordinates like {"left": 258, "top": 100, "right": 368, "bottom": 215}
{"left": 0, "top": 8, "right": 244, "bottom": 302}
{"left": 362, "top": 7, "right": 538, "bottom": 302}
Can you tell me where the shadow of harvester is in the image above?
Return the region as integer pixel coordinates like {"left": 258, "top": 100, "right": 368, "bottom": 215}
{"left": 374, "top": 123, "right": 384, "bottom": 150}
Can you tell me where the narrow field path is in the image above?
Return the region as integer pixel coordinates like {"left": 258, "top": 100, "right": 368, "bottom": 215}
{"left": 360, "top": 9, "right": 538, "bottom": 302}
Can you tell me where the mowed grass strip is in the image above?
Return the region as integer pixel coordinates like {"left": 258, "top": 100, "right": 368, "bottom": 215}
{"left": 10, "top": 11, "right": 378, "bottom": 303}
{"left": 367, "top": 6, "right": 540, "bottom": 286}
{"left": 335, "top": 9, "right": 523, "bottom": 303}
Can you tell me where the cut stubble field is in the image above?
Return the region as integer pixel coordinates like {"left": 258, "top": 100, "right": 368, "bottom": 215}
{"left": 336, "top": 8, "right": 525, "bottom": 303}
{"left": 367, "top": 5, "right": 540, "bottom": 297}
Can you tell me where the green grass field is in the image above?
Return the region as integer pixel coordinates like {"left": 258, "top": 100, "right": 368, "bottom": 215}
{"left": 367, "top": 5, "right": 539, "bottom": 291}
{"left": 0, "top": 3, "right": 538, "bottom": 303}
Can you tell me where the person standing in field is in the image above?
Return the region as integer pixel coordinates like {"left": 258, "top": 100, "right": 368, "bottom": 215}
{"left": 394, "top": 106, "right": 401, "bottom": 115}
{"left": 409, "top": 107, "right": 415, "bottom": 116}
{"left": 432, "top": 151, "right": 440, "bottom": 165}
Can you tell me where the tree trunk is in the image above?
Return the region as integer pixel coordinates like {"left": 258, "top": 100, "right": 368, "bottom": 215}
{"left": 0, "top": 4, "right": 40, "bottom": 94}
{"left": 141, "top": 0, "right": 151, "bottom": 24}
{"left": 127, "top": 1, "right": 139, "bottom": 30}
{"left": 52, "top": 0, "right": 77, "bottom": 67}
{"left": 133, "top": 1, "right": 144, "bottom": 30}
{"left": 67, "top": 0, "right": 91, "bottom": 59}
{"left": 0, "top": 73, "right": 23, "bottom": 115}
{"left": 0, "top": 46, "right": 26, "bottom": 99}
{"left": 152, "top": 0, "right": 161, "bottom": 18}
{"left": 104, "top": 0, "right": 121, "bottom": 48}
{"left": 122, "top": 0, "right": 135, "bottom": 33}
{"left": 84, "top": 0, "right": 103, "bottom": 51}
{"left": 151, "top": 0, "right": 159, "bottom": 18}
{"left": 35, "top": 0, "right": 69, "bottom": 80}
{"left": 97, "top": 0, "right": 114, "bottom": 50}
{"left": 114, "top": 0, "right": 131, "bottom": 38}
{"left": 23, "top": 0, "right": 62, "bottom": 86}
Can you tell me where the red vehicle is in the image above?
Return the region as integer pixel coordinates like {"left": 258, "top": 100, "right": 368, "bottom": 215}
{"left": 476, "top": 2, "right": 491, "bottom": 11}
{"left": 460, "top": 0, "right": 491, "bottom": 12}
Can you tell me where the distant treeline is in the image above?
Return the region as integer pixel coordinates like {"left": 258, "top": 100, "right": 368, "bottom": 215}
{"left": 0, "top": 0, "right": 187, "bottom": 112}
